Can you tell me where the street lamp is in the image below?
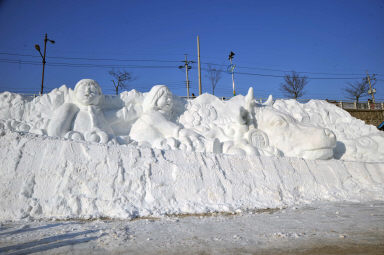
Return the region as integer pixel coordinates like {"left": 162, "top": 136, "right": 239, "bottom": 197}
{"left": 35, "top": 33, "right": 55, "bottom": 95}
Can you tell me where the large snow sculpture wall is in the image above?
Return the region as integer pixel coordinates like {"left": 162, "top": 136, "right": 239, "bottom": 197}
{"left": 1, "top": 79, "right": 383, "bottom": 162}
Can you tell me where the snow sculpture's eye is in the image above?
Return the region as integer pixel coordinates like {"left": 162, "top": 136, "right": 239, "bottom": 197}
{"left": 248, "top": 129, "right": 269, "bottom": 148}
{"left": 270, "top": 117, "right": 288, "bottom": 127}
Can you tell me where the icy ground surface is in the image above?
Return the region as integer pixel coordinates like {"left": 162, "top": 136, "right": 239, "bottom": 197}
{"left": 0, "top": 201, "right": 383, "bottom": 255}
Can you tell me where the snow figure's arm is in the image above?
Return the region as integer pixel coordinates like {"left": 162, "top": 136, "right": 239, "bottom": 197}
{"left": 105, "top": 104, "right": 139, "bottom": 124}
{"left": 47, "top": 103, "right": 79, "bottom": 137}
{"left": 148, "top": 111, "right": 181, "bottom": 138}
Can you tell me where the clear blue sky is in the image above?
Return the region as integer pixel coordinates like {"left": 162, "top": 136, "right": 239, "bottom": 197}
{"left": 0, "top": 0, "right": 383, "bottom": 100}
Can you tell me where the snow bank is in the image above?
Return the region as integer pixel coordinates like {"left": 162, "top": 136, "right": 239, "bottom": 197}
{"left": 1, "top": 130, "right": 383, "bottom": 221}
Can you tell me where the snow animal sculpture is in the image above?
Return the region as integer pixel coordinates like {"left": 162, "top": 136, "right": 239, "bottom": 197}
{"left": 47, "top": 79, "right": 137, "bottom": 143}
{"left": 129, "top": 85, "right": 211, "bottom": 152}
{"left": 255, "top": 102, "right": 337, "bottom": 160}
{"left": 180, "top": 88, "right": 337, "bottom": 160}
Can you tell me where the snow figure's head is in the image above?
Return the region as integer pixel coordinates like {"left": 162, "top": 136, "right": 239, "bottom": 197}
{"left": 74, "top": 79, "right": 103, "bottom": 106}
{"left": 143, "top": 85, "right": 173, "bottom": 114}
{"left": 255, "top": 106, "right": 337, "bottom": 160}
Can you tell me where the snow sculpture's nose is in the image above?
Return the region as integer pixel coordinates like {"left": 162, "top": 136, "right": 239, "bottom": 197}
{"left": 324, "top": 128, "right": 334, "bottom": 138}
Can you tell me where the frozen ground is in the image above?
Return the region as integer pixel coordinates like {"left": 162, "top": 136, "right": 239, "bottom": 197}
{"left": 0, "top": 201, "right": 383, "bottom": 254}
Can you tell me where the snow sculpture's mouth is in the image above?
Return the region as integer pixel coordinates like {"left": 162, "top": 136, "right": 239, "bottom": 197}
{"left": 302, "top": 147, "right": 334, "bottom": 160}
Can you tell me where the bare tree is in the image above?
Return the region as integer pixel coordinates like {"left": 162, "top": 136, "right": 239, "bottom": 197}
{"left": 344, "top": 74, "right": 376, "bottom": 103}
{"left": 280, "top": 71, "right": 308, "bottom": 99}
{"left": 109, "top": 70, "right": 134, "bottom": 95}
{"left": 344, "top": 81, "right": 368, "bottom": 103}
{"left": 205, "top": 64, "right": 223, "bottom": 95}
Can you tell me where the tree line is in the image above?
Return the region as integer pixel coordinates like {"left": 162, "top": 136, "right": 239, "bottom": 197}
{"left": 108, "top": 68, "right": 377, "bottom": 101}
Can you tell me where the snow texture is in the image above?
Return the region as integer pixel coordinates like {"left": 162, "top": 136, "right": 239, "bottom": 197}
{"left": 0, "top": 129, "right": 383, "bottom": 221}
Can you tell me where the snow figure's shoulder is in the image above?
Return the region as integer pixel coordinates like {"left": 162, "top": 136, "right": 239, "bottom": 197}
{"left": 120, "top": 89, "right": 144, "bottom": 105}
{"left": 179, "top": 93, "right": 245, "bottom": 133}
{"left": 0, "top": 91, "right": 26, "bottom": 120}
{"left": 25, "top": 85, "right": 71, "bottom": 130}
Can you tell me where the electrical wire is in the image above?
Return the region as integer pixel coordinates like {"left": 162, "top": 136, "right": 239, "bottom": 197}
{"left": 1, "top": 51, "right": 381, "bottom": 76}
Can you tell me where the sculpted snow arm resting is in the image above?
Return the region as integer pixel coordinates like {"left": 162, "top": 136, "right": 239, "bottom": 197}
{"left": 105, "top": 103, "right": 139, "bottom": 124}
{"left": 47, "top": 103, "right": 79, "bottom": 137}
{"left": 142, "top": 111, "right": 182, "bottom": 138}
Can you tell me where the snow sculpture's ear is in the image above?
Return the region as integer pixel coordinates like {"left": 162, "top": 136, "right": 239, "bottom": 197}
{"left": 263, "top": 95, "right": 273, "bottom": 106}
{"left": 244, "top": 87, "right": 257, "bottom": 128}
{"left": 245, "top": 87, "right": 255, "bottom": 111}
{"left": 238, "top": 106, "right": 249, "bottom": 125}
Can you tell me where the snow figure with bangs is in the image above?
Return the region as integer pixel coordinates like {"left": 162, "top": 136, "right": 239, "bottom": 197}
{"left": 129, "top": 85, "right": 205, "bottom": 151}
{"left": 47, "top": 79, "right": 135, "bottom": 143}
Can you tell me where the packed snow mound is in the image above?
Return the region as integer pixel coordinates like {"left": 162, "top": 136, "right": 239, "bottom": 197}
{"left": 0, "top": 130, "right": 383, "bottom": 221}
{"left": 1, "top": 79, "right": 382, "bottom": 161}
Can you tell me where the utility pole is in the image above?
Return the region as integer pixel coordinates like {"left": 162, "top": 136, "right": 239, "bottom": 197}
{"left": 35, "top": 33, "right": 55, "bottom": 95}
{"left": 178, "top": 54, "right": 194, "bottom": 98}
{"left": 228, "top": 51, "right": 236, "bottom": 96}
{"left": 366, "top": 71, "right": 376, "bottom": 103}
{"left": 197, "top": 35, "right": 202, "bottom": 95}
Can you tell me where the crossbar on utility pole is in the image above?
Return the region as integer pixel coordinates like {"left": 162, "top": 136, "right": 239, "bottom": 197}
{"left": 185, "top": 55, "right": 190, "bottom": 98}
{"left": 178, "top": 54, "right": 194, "bottom": 99}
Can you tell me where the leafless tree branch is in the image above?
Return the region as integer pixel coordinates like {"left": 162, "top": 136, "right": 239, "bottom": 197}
{"left": 280, "top": 71, "right": 308, "bottom": 99}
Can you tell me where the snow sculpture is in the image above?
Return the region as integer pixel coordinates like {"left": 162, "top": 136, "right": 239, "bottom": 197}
{"left": 255, "top": 105, "right": 336, "bottom": 160}
{"left": 47, "top": 79, "right": 137, "bottom": 143}
{"left": 272, "top": 99, "right": 384, "bottom": 161}
{"left": 129, "top": 85, "right": 210, "bottom": 152}
{"left": 180, "top": 88, "right": 337, "bottom": 160}
{"left": 1, "top": 79, "right": 383, "bottom": 161}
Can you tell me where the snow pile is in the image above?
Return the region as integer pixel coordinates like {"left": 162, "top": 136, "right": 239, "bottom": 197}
{"left": 0, "top": 130, "right": 383, "bottom": 221}
{"left": 0, "top": 79, "right": 383, "bottom": 221}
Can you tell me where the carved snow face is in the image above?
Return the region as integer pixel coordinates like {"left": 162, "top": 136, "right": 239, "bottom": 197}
{"left": 256, "top": 107, "right": 336, "bottom": 160}
{"left": 156, "top": 89, "right": 173, "bottom": 113}
{"left": 74, "top": 79, "right": 102, "bottom": 106}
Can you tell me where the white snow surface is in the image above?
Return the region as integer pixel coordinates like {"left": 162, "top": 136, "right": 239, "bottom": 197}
{"left": 0, "top": 129, "right": 383, "bottom": 221}
{"left": 0, "top": 80, "right": 384, "bottom": 221}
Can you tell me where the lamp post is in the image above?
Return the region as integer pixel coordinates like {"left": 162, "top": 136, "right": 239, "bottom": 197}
{"left": 228, "top": 51, "right": 236, "bottom": 96}
{"left": 35, "top": 33, "right": 55, "bottom": 95}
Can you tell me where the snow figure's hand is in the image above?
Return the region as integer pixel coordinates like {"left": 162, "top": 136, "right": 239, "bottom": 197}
{"left": 115, "top": 107, "right": 130, "bottom": 121}
{"left": 178, "top": 129, "right": 204, "bottom": 152}
{"left": 85, "top": 129, "right": 109, "bottom": 143}
{"left": 65, "top": 131, "right": 85, "bottom": 141}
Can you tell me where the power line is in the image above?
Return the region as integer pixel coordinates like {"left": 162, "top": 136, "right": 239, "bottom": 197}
{"left": 0, "top": 58, "right": 178, "bottom": 69}
{"left": 1, "top": 51, "right": 381, "bottom": 76}
{"left": 0, "top": 57, "right": 378, "bottom": 81}
{"left": 200, "top": 67, "right": 365, "bottom": 80}
{"left": 0, "top": 52, "right": 182, "bottom": 63}
{"left": 201, "top": 62, "right": 376, "bottom": 76}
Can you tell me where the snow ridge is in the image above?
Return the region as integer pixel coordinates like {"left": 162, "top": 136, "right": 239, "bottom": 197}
{"left": 1, "top": 130, "right": 383, "bottom": 221}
